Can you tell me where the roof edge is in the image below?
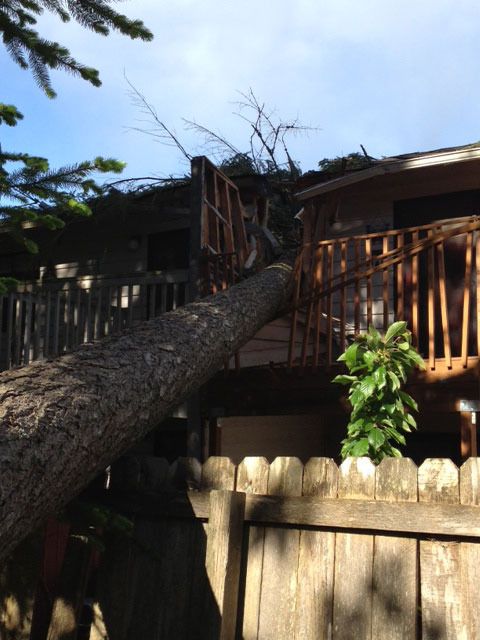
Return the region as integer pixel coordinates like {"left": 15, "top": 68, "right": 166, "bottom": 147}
{"left": 295, "top": 145, "right": 480, "bottom": 201}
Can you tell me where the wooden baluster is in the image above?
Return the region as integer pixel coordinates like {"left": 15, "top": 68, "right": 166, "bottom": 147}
{"left": 146, "top": 283, "right": 155, "bottom": 320}
{"left": 366, "top": 238, "right": 373, "bottom": 327}
{"left": 105, "top": 286, "right": 112, "bottom": 334}
{"left": 53, "top": 290, "right": 61, "bottom": 356}
{"left": 160, "top": 283, "right": 168, "bottom": 314}
{"left": 211, "top": 172, "right": 221, "bottom": 254}
{"left": 382, "top": 236, "right": 389, "bottom": 332}
{"left": 116, "top": 286, "right": 122, "bottom": 330}
{"left": 44, "top": 290, "right": 51, "bottom": 358}
{"left": 462, "top": 231, "right": 473, "bottom": 368}
{"left": 23, "top": 293, "right": 32, "bottom": 365}
{"left": 340, "top": 241, "right": 347, "bottom": 353}
{"left": 411, "top": 231, "right": 419, "bottom": 346}
{"left": 427, "top": 229, "right": 435, "bottom": 370}
{"left": 327, "top": 243, "right": 334, "bottom": 365}
{"left": 287, "top": 257, "right": 303, "bottom": 370}
{"left": 33, "top": 293, "right": 41, "bottom": 360}
{"left": 6, "top": 293, "right": 15, "bottom": 369}
{"left": 354, "top": 239, "right": 360, "bottom": 333}
{"left": 396, "top": 233, "right": 404, "bottom": 320}
{"left": 313, "top": 245, "right": 324, "bottom": 371}
{"left": 223, "top": 182, "right": 235, "bottom": 257}
{"left": 0, "top": 296, "right": 4, "bottom": 370}
{"left": 14, "top": 295, "right": 22, "bottom": 366}
{"left": 94, "top": 287, "right": 102, "bottom": 339}
{"left": 127, "top": 285, "right": 134, "bottom": 327}
{"left": 301, "top": 255, "right": 317, "bottom": 370}
{"left": 64, "top": 288, "right": 71, "bottom": 351}
{"left": 74, "top": 287, "right": 81, "bottom": 346}
{"left": 437, "top": 239, "right": 452, "bottom": 369}
{"left": 477, "top": 233, "right": 480, "bottom": 358}
{"left": 173, "top": 283, "right": 179, "bottom": 310}
{"left": 85, "top": 288, "right": 93, "bottom": 342}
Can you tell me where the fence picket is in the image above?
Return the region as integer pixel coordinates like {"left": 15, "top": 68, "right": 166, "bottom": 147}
{"left": 373, "top": 458, "right": 418, "bottom": 639}
{"left": 459, "top": 458, "right": 480, "bottom": 638}
{"left": 333, "top": 457, "right": 376, "bottom": 640}
{"left": 419, "top": 458, "right": 462, "bottom": 639}
{"left": 294, "top": 457, "right": 337, "bottom": 639}
{"left": 236, "top": 457, "right": 270, "bottom": 640}
{"left": 257, "top": 457, "right": 303, "bottom": 640}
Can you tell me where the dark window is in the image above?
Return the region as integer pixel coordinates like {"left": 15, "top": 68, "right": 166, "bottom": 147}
{"left": 147, "top": 229, "right": 190, "bottom": 271}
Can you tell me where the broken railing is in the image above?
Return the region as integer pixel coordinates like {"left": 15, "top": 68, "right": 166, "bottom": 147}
{"left": 289, "top": 216, "right": 480, "bottom": 371}
{"left": 190, "top": 156, "right": 249, "bottom": 297}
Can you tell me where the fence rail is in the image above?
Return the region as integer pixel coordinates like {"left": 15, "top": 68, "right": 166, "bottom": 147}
{"left": 0, "top": 269, "right": 189, "bottom": 370}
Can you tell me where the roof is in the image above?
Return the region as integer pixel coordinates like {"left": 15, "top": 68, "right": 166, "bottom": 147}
{"left": 295, "top": 142, "right": 480, "bottom": 201}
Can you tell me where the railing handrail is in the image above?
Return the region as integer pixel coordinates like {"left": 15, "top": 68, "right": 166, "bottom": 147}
{"left": 306, "top": 214, "right": 480, "bottom": 247}
{"left": 12, "top": 269, "right": 190, "bottom": 293}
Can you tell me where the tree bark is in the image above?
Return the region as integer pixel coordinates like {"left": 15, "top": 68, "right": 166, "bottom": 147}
{"left": 0, "top": 259, "right": 294, "bottom": 563}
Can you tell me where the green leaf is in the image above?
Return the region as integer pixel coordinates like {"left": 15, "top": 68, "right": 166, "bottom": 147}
{"left": 373, "top": 366, "right": 386, "bottom": 389}
{"left": 363, "top": 350, "right": 376, "bottom": 368}
{"left": 399, "top": 390, "right": 418, "bottom": 411}
{"left": 359, "top": 376, "right": 376, "bottom": 398}
{"left": 344, "top": 342, "right": 359, "bottom": 369}
{"left": 350, "top": 439, "right": 370, "bottom": 457}
{"left": 332, "top": 374, "right": 358, "bottom": 386}
{"left": 385, "top": 321, "right": 408, "bottom": 343}
{"left": 368, "top": 428, "right": 386, "bottom": 449}
{"left": 405, "top": 413, "right": 417, "bottom": 429}
{"left": 398, "top": 341, "right": 410, "bottom": 351}
{"left": 387, "top": 371, "right": 400, "bottom": 391}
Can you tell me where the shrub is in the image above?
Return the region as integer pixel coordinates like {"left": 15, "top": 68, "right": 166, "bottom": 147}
{"left": 332, "top": 321, "right": 425, "bottom": 463}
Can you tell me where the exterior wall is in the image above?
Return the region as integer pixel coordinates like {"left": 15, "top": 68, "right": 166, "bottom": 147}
{"left": 325, "top": 158, "right": 480, "bottom": 238}
{"left": 215, "top": 413, "right": 344, "bottom": 463}
{"left": 0, "top": 206, "right": 191, "bottom": 282}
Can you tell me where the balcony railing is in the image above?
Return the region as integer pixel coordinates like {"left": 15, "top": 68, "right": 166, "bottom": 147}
{"left": 289, "top": 216, "right": 480, "bottom": 372}
{"left": 0, "top": 270, "right": 189, "bottom": 370}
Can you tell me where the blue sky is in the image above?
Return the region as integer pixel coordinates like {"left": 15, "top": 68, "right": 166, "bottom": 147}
{"left": 3, "top": 0, "right": 480, "bottom": 182}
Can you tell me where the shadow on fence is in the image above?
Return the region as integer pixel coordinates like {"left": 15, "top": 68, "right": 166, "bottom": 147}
{"left": 2, "top": 454, "right": 479, "bottom": 639}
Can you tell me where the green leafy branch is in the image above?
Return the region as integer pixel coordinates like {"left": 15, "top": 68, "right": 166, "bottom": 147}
{"left": 332, "top": 321, "right": 425, "bottom": 464}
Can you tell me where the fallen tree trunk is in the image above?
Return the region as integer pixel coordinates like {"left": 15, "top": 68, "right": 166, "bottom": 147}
{"left": 0, "top": 259, "right": 294, "bottom": 563}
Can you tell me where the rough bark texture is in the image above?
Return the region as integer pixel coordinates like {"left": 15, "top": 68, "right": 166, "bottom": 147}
{"left": 0, "top": 260, "right": 294, "bottom": 563}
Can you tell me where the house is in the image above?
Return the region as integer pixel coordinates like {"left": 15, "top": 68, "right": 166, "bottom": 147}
{"left": 207, "top": 143, "right": 480, "bottom": 465}
{"left": 1, "top": 146, "right": 479, "bottom": 466}
{"left": 3, "top": 146, "right": 480, "bottom": 640}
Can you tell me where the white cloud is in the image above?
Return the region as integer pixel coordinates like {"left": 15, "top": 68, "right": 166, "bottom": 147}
{"left": 4, "top": 0, "right": 480, "bottom": 178}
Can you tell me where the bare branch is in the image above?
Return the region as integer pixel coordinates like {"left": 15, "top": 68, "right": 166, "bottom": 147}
{"left": 182, "top": 119, "right": 241, "bottom": 160}
{"left": 125, "top": 75, "right": 192, "bottom": 161}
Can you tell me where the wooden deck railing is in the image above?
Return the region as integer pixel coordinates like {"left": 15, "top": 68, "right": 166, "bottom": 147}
{"left": 289, "top": 216, "right": 480, "bottom": 371}
{"left": 0, "top": 270, "right": 189, "bottom": 370}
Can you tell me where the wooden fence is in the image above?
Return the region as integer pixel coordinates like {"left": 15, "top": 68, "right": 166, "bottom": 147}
{"left": 73, "top": 455, "right": 480, "bottom": 640}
